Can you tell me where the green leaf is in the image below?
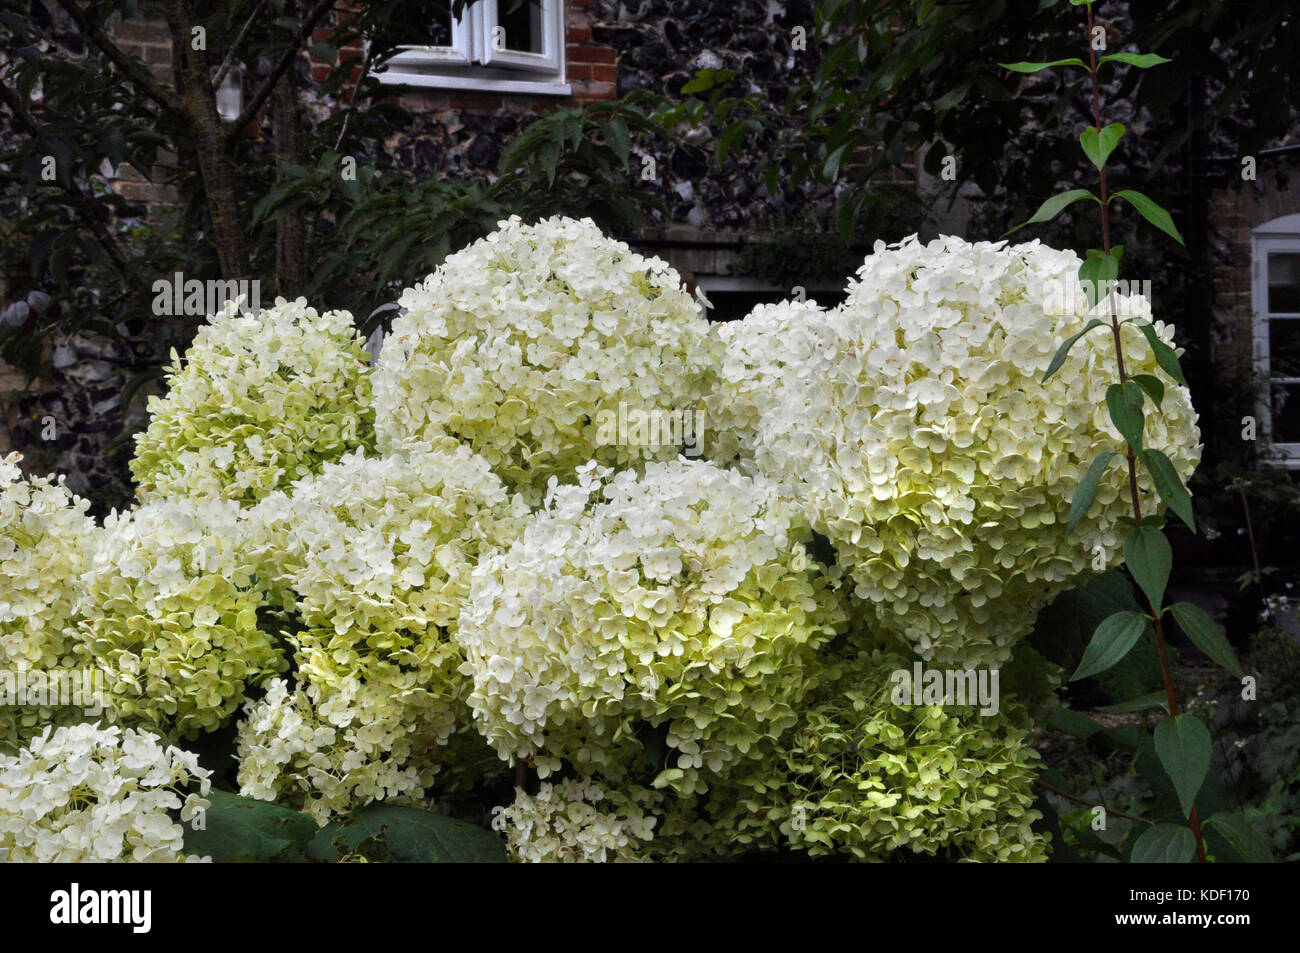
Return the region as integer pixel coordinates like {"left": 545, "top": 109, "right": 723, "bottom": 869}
{"left": 1042, "top": 705, "right": 1104, "bottom": 738}
{"left": 823, "top": 144, "right": 847, "bottom": 182}
{"left": 307, "top": 42, "right": 338, "bottom": 66}
{"left": 1078, "top": 253, "right": 1119, "bottom": 310}
{"left": 1125, "top": 525, "right": 1171, "bottom": 611}
{"left": 934, "top": 82, "right": 971, "bottom": 113}
{"left": 1106, "top": 380, "right": 1146, "bottom": 451}
{"left": 1080, "top": 122, "right": 1124, "bottom": 170}
{"left": 1131, "top": 373, "right": 1165, "bottom": 408}
{"left": 1140, "top": 448, "right": 1195, "bottom": 532}
{"left": 1168, "top": 602, "right": 1243, "bottom": 678}
{"left": 1044, "top": 318, "right": 1106, "bottom": 381}
{"left": 1099, "top": 52, "right": 1173, "bottom": 70}
{"left": 1154, "top": 714, "right": 1212, "bottom": 819}
{"left": 1131, "top": 823, "right": 1196, "bottom": 863}
{"left": 1111, "top": 189, "right": 1185, "bottom": 245}
{"left": 1005, "top": 188, "right": 1098, "bottom": 235}
{"left": 1204, "top": 813, "right": 1274, "bottom": 863}
{"left": 1131, "top": 321, "right": 1187, "bottom": 386}
{"left": 1071, "top": 610, "right": 1151, "bottom": 681}
{"left": 1097, "top": 691, "right": 1170, "bottom": 714}
{"left": 999, "top": 58, "right": 1089, "bottom": 73}
{"left": 1067, "top": 450, "right": 1116, "bottom": 534}
{"left": 183, "top": 790, "right": 317, "bottom": 862}
{"left": 307, "top": 805, "right": 506, "bottom": 863}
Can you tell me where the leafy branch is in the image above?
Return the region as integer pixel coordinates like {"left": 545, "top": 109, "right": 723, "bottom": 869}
{"left": 1003, "top": 0, "right": 1259, "bottom": 865}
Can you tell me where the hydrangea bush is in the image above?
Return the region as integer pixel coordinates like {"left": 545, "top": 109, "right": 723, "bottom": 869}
{"left": 235, "top": 441, "right": 524, "bottom": 820}
{"left": 0, "top": 723, "right": 210, "bottom": 862}
{"left": 712, "top": 236, "right": 1200, "bottom": 667}
{"left": 457, "top": 457, "right": 847, "bottom": 795}
{"left": 502, "top": 778, "right": 660, "bottom": 863}
{"left": 0, "top": 454, "right": 98, "bottom": 751}
{"left": 716, "top": 648, "right": 1049, "bottom": 862}
{"left": 0, "top": 216, "right": 1208, "bottom": 863}
{"left": 371, "top": 216, "right": 720, "bottom": 501}
{"left": 130, "top": 298, "right": 374, "bottom": 506}
{"left": 81, "top": 496, "right": 285, "bottom": 739}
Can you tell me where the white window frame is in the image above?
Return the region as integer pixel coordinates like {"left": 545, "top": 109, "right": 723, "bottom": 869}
{"left": 374, "top": 0, "right": 569, "bottom": 95}
{"left": 1251, "top": 213, "right": 1300, "bottom": 467}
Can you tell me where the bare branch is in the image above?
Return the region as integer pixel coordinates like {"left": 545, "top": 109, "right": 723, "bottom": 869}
{"left": 212, "top": 0, "right": 270, "bottom": 90}
{"left": 228, "top": 0, "right": 337, "bottom": 137}
{"left": 53, "top": 0, "right": 187, "bottom": 116}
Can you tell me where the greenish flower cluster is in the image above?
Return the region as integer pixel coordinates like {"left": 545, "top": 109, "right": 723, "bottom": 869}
{"left": 458, "top": 457, "right": 849, "bottom": 797}
{"left": 372, "top": 215, "right": 720, "bottom": 502}
{"left": 705, "top": 648, "right": 1050, "bottom": 862}
{"left": 81, "top": 496, "right": 286, "bottom": 739}
{"left": 130, "top": 297, "right": 373, "bottom": 506}
{"left": 235, "top": 440, "right": 526, "bottom": 821}
{"left": 0, "top": 453, "right": 98, "bottom": 752}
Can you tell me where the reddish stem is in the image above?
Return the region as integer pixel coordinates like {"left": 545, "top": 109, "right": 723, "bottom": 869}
{"left": 1084, "top": 3, "right": 1205, "bottom": 863}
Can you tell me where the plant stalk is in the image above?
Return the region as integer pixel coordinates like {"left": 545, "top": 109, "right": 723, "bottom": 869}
{"left": 1085, "top": 2, "right": 1205, "bottom": 862}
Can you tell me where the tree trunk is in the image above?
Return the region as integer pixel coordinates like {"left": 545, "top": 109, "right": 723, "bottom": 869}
{"left": 272, "top": 73, "right": 308, "bottom": 297}
{"left": 164, "top": 0, "right": 252, "bottom": 279}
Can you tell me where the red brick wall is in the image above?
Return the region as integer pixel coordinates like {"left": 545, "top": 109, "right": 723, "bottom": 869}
{"left": 565, "top": 0, "right": 617, "bottom": 102}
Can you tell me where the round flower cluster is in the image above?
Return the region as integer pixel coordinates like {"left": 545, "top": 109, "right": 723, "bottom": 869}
{"left": 81, "top": 497, "right": 285, "bottom": 739}
{"left": 0, "top": 453, "right": 95, "bottom": 669}
{"left": 0, "top": 723, "right": 211, "bottom": 862}
{"left": 503, "top": 779, "right": 659, "bottom": 863}
{"left": 705, "top": 299, "right": 833, "bottom": 466}
{"left": 234, "top": 676, "right": 497, "bottom": 824}
{"left": 707, "top": 648, "right": 1048, "bottom": 862}
{"left": 131, "top": 297, "right": 373, "bottom": 506}
{"left": 716, "top": 235, "right": 1201, "bottom": 666}
{"left": 236, "top": 442, "right": 525, "bottom": 818}
{"left": 372, "top": 216, "right": 720, "bottom": 500}
{"left": 457, "top": 457, "right": 847, "bottom": 795}
{"left": 0, "top": 454, "right": 98, "bottom": 750}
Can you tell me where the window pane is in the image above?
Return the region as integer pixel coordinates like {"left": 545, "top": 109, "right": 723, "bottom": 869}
{"left": 499, "top": 0, "right": 543, "bottom": 53}
{"left": 1268, "top": 253, "right": 1300, "bottom": 313}
{"left": 1269, "top": 318, "right": 1300, "bottom": 377}
{"left": 1271, "top": 383, "right": 1300, "bottom": 443}
{"left": 422, "top": 10, "right": 454, "bottom": 46}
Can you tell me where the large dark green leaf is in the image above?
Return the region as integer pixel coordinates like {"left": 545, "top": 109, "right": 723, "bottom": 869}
{"left": 1066, "top": 450, "right": 1116, "bottom": 534}
{"left": 1044, "top": 319, "right": 1106, "bottom": 382}
{"left": 1168, "top": 602, "right": 1243, "bottom": 678}
{"left": 1131, "top": 823, "right": 1196, "bottom": 863}
{"left": 1106, "top": 380, "right": 1146, "bottom": 451}
{"left": 1131, "top": 373, "right": 1165, "bottom": 408}
{"left": 1078, "top": 253, "right": 1119, "bottom": 310}
{"left": 1111, "top": 189, "right": 1185, "bottom": 246}
{"left": 1099, "top": 52, "right": 1173, "bottom": 70}
{"left": 1140, "top": 449, "right": 1196, "bottom": 532}
{"left": 307, "top": 805, "right": 507, "bottom": 863}
{"left": 1006, "top": 188, "right": 1098, "bottom": 235}
{"left": 1071, "top": 610, "right": 1151, "bottom": 681}
{"left": 1204, "top": 813, "right": 1274, "bottom": 863}
{"left": 1154, "top": 714, "right": 1212, "bottom": 819}
{"left": 999, "top": 57, "right": 1089, "bottom": 72}
{"left": 1130, "top": 322, "right": 1187, "bottom": 386}
{"left": 183, "top": 790, "right": 317, "bottom": 862}
{"left": 1125, "top": 525, "right": 1171, "bottom": 611}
